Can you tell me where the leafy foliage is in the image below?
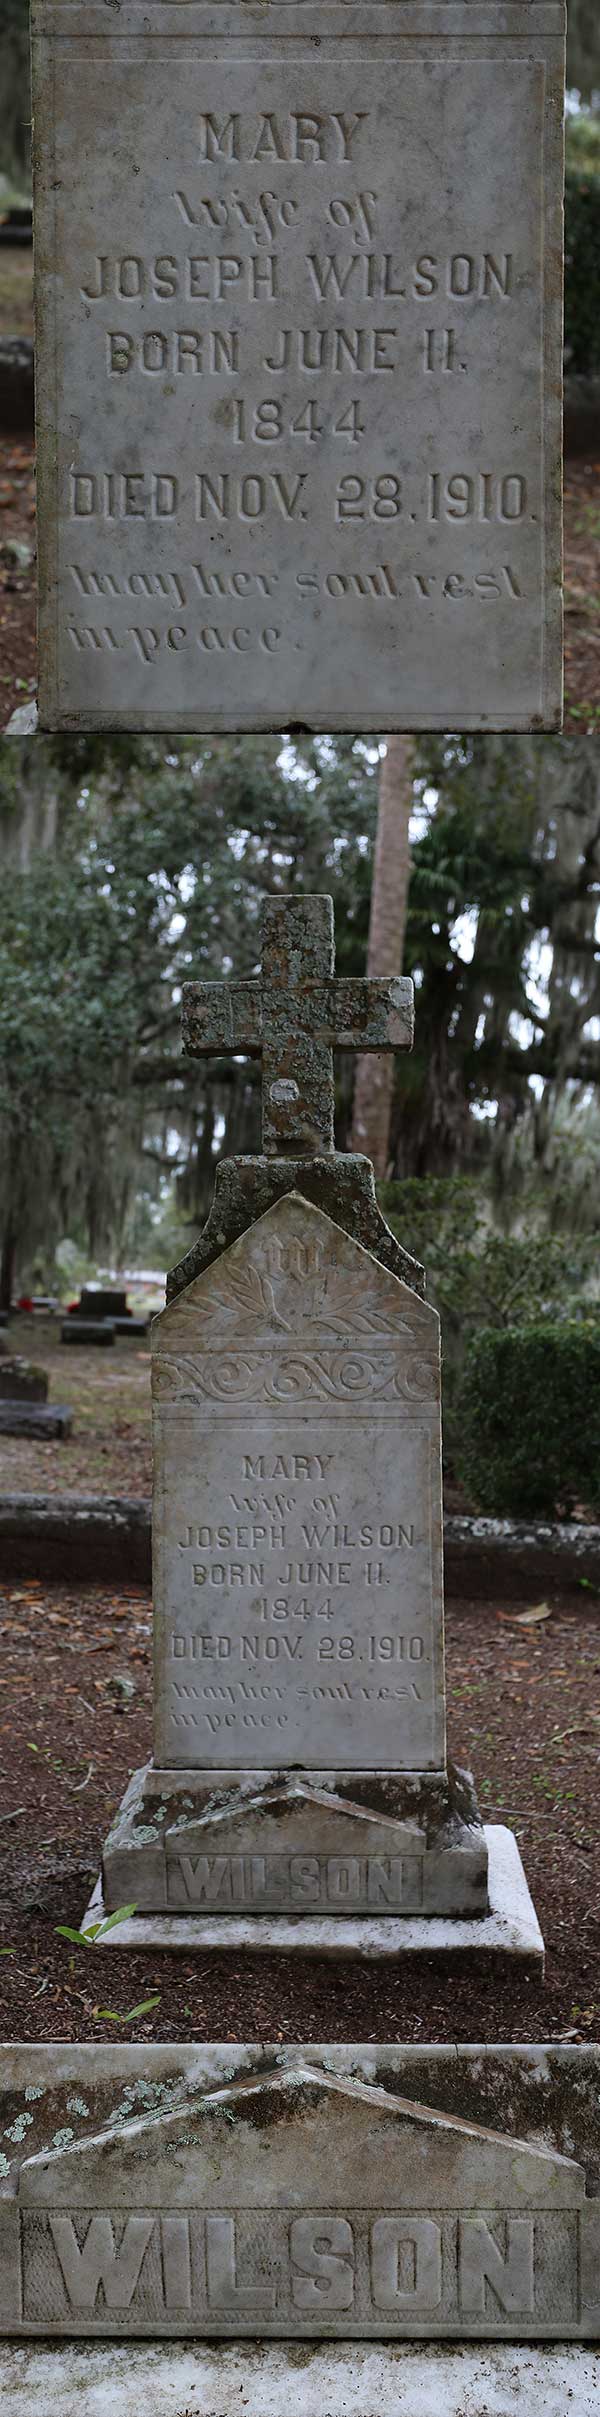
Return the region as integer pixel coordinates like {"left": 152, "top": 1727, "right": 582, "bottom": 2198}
{"left": 455, "top": 1323, "right": 600, "bottom": 1518}
{"left": 0, "top": 0, "right": 31, "bottom": 192}
{"left": 567, "top": 1, "right": 600, "bottom": 102}
{"left": 1, "top": 733, "right": 599, "bottom": 1309}
{"left": 379, "top": 1174, "right": 597, "bottom": 1454}
{"left": 565, "top": 166, "right": 600, "bottom": 374}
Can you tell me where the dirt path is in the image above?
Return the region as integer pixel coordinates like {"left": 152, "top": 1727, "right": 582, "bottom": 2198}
{"left": 0, "top": 1580, "right": 598, "bottom": 2045}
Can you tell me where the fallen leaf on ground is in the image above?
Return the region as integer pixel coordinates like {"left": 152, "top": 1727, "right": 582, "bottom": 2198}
{"left": 511, "top": 1602, "right": 554, "bottom": 1627}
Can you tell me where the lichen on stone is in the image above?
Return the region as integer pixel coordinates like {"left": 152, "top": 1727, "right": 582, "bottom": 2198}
{"left": 4, "top": 2112, "right": 33, "bottom": 2143}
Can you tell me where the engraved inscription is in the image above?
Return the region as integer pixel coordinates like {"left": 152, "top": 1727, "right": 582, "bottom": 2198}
{"left": 34, "top": 20, "right": 563, "bottom": 727}
{"left": 166, "top": 1851, "right": 424, "bottom": 1908}
{"left": 22, "top": 2207, "right": 577, "bottom": 2330}
{"left": 153, "top": 1198, "right": 443, "bottom": 1771}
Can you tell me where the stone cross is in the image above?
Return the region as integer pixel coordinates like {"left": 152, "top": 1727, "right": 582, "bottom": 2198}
{"left": 182, "top": 895, "right": 414, "bottom": 1156}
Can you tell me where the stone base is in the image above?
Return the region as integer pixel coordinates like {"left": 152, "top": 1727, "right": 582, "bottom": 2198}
{"left": 90, "top": 1823, "right": 542, "bottom": 1963}
{"left": 102, "top": 1761, "right": 489, "bottom": 1919}
{"left": 3, "top": 2043, "right": 597, "bottom": 2340}
{"left": 0, "top": 1404, "right": 72, "bottom": 1438}
{"left": 0, "top": 2340, "right": 597, "bottom": 2416}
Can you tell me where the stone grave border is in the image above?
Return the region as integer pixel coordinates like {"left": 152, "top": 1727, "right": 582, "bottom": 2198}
{"left": 0, "top": 1492, "right": 597, "bottom": 1594}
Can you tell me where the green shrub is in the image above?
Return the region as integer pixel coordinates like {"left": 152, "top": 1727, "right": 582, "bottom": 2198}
{"left": 455, "top": 1322, "right": 600, "bottom": 1519}
{"left": 565, "top": 168, "right": 600, "bottom": 376}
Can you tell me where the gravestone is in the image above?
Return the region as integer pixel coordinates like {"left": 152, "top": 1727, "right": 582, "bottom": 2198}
{"left": 0, "top": 2043, "right": 599, "bottom": 2340}
{"left": 32, "top": 0, "right": 565, "bottom": 733}
{"left": 66, "top": 1290, "right": 148, "bottom": 1337}
{"left": 102, "top": 893, "right": 500, "bottom": 1929}
{"left": 0, "top": 1357, "right": 48, "bottom": 1403}
{"left": 0, "top": 1355, "right": 72, "bottom": 1438}
{"left": 77, "top": 1290, "right": 130, "bottom": 1320}
{"left": 61, "top": 1320, "right": 115, "bottom": 1347}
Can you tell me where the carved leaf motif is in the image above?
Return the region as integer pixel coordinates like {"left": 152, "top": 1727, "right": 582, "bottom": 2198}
{"left": 178, "top": 1249, "right": 423, "bottom": 1343}
{"left": 199, "top": 1261, "right": 290, "bottom": 1328}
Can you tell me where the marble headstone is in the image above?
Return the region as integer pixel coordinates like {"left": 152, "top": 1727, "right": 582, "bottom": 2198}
{"left": 33, "top": 0, "right": 564, "bottom": 731}
{"left": 0, "top": 2045, "right": 599, "bottom": 2339}
{"left": 103, "top": 893, "right": 489, "bottom": 1921}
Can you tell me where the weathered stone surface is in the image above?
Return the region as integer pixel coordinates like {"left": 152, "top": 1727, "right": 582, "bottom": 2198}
{"left": 0, "top": 2044, "right": 598, "bottom": 2339}
{"left": 171, "top": 895, "right": 421, "bottom": 1301}
{"left": 183, "top": 897, "right": 413, "bottom": 1157}
{"left": 91, "top": 1826, "right": 543, "bottom": 1963}
{"left": 1, "top": 2340, "right": 597, "bottom": 2415}
{"left": 0, "top": 1358, "right": 48, "bottom": 1403}
{"left": 32, "top": 0, "right": 564, "bottom": 734}
{"left": 103, "top": 1761, "right": 488, "bottom": 1917}
{"left": 167, "top": 1152, "right": 424, "bottom": 1305}
{"left": 152, "top": 1192, "right": 445, "bottom": 1777}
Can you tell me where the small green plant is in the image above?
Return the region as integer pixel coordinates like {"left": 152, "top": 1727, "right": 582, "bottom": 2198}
{"left": 95, "top": 1998, "right": 161, "bottom": 2024}
{"left": 56, "top": 1903, "right": 137, "bottom": 1948}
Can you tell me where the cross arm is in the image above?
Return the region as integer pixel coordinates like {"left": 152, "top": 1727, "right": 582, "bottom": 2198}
{"left": 182, "top": 980, "right": 262, "bottom": 1059}
{"left": 321, "top": 976, "right": 414, "bottom": 1053}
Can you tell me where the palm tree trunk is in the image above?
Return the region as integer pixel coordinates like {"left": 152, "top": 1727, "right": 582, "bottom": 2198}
{"left": 350, "top": 736, "right": 414, "bottom": 1176}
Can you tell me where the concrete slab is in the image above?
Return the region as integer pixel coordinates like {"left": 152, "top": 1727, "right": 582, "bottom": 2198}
{"left": 85, "top": 1822, "right": 544, "bottom": 1964}
{"left": 0, "top": 2340, "right": 598, "bottom": 2417}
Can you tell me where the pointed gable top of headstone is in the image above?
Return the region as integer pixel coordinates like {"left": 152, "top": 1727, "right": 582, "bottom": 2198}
{"left": 19, "top": 2061, "right": 584, "bottom": 2211}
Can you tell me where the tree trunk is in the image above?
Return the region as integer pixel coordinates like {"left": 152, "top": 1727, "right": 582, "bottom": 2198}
{"left": 0, "top": 1217, "right": 17, "bottom": 1314}
{"left": 350, "top": 736, "right": 414, "bottom": 1177}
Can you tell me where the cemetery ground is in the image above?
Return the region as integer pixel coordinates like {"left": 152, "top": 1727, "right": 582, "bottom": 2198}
{"left": 0, "top": 1324, "right": 599, "bottom": 2049}
{"left": 0, "top": 429, "right": 600, "bottom": 734}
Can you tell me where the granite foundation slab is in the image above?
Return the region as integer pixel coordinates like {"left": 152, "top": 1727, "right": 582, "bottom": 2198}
{"left": 88, "top": 1824, "right": 543, "bottom": 1964}
{"left": 0, "top": 2044, "right": 598, "bottom": 2339}
{"left": 103, "top": 1762, "right": 489, "bottom": 1918}
{"left": 1, "top": 2340, "right": 598, "bottom": 2416}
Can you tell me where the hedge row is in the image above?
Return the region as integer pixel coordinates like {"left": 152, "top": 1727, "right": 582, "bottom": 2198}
{"left": 456, "top": 1323, "right": 600, "bottom": 1520}
{"left": 565, "top": 169, "right": 600, "bottom": 378}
